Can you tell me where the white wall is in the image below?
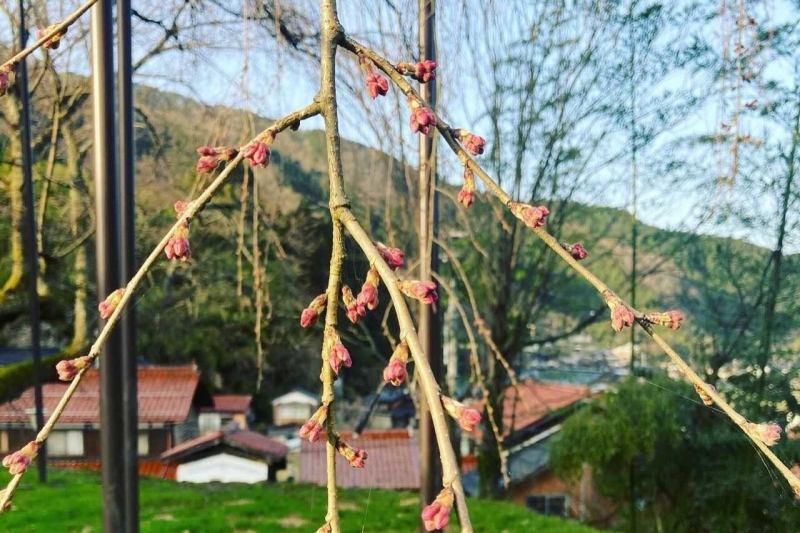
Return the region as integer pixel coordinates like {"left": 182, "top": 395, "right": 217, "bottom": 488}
{"left": 176, "top": 453, "right": 269, "bottom": 484}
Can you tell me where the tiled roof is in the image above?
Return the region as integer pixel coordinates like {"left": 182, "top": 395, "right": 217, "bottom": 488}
{"left": 500, "top": 379, "right": 590, "bottom": 436}
{"left": 299, "top": 429, "right": 420, "bottom": 490}
{"left": 161, "top": 428, "right": 288, "bottom": 461}
{"left": 210, "top": 394, "right": 251, "bottom": 413}
{"left": 0, "top": 366, "right": 200, "bottom": 425}
{"left": 51, "top": 459, "right": 177, "bottom": 480}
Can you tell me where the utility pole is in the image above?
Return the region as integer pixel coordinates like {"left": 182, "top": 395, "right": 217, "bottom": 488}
{"left": 17, "top": 0, "right": 46, "bottom": 483}
{"left": 91, "top": 1, "right": 126, "bottom": 530}
{"left": 418, "top": 0, "right": 442, "bottom": 530}
{"left": 117, "top": 0, "right": 139, "bottom": 527}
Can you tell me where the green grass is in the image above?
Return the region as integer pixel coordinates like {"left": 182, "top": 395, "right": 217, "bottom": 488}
{"left": 0, "top": 469, "right": 607, "bottom": 532}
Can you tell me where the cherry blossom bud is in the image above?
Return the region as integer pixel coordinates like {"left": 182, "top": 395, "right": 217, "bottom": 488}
{"left": 195, "top": 146, "right": 237, "bottom": 173}
{"left": 694, "top": 383, "right": 716, "bottom": 406}
{"left": 745, "top": 422, "right": 781, "bottom": 446}
{"left": 422, "top": 487, "right": 454, "bottom": 531}
{"left": 458, "top": 167, "right": 476, "bottom": 209}
{"left": 98, "top": 288, "right": 125, "bottom": 320}
{"left": 243, "top": 141, "right": 270, "bottom": 167}
{"left": 38, "top": 25, "right": 67, "bottom": 50}
{"left": 2, "top": 441, "right": 39, "bottom": 475}
{"left": 408, "top": 99, "right": 437, "bottom": 136}
{"left": 174, "top": 201, "right": 190, "bottom": 215}
{"left": 0, "top": 66, "right": 11, "bottom": 97}
{"left": 357, "top": 268, "right": 380, "bottom": 311}
{"left": 441, "top": 396, "right": 482, "bottom": 432}
{"left": 383, "top": 341, "right": 410, "bottom": 386}
{"left": 454, "top": 129, "right": 486, "bottom": 156}
{"left": 560, "top": 242, "right": 588, "bottom": 260}
{"left": 299, "top": 406, "right": 328, "bottom": 443}
{"left": 301, "top": 293, "right": 328, "bottom": 328}
{"left": 327, "top": 331, "right": 352, "bottom": 375}
{"left": 645, "top": 310, "right": 685, "bottom": 330}
{"left": 336, "top": 440, "right": 368, "bottom": 468}
{"left": 165, "top": 223, "right": 191, "bottom": 261}
{"left": 398, "top": 280, "right": 438, "bottom": 305}
{"left": 342, "top": 285, "right": 364, "bottom": 324}
{"left": 605, "top": 294, "right": 634, "bottom": 332}
{"left": 366, "top": 72, "right": 389, "bottom": 99}
{"left": 397, "top": 60, "right": 437, "bottom": 83}
{"left": 375, "top": 242, "right": 404, "bottom": 270}
{"left": 56, "top": 355, "right": 92, "bottom": 381}
{"left": 509, "top": 202, "right": 550, "bottom": 229}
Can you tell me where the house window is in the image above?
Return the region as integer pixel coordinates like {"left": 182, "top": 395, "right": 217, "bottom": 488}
{"left": 198, "top": 413, "right": 221, "bottom": 434}
{"left": 278, "top": 403, "right": 309, "bottom": 421}
{"left": 138, "top": 432, "right": 150, "bottom": 456}
{"left": 49, "top": 430, "right": 84, "bottom": 457}
{"left": 526, "top": 495, "right": 568, "bottom": 517}
{"left": 0, "top": 431, "right": 8, "bottom": 453}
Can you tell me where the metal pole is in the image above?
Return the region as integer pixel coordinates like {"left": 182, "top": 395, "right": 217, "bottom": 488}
{"left": 418, "top": 0, "right": 442, "bottom": 530}
{"left": 16, "top": 0, "right": 46, "bottom": 484}
{"left": 91, "top": 1, "right": 126, "bottom": 530}
{"left": 117, "top": 0, "right": 139, "bottom": 526}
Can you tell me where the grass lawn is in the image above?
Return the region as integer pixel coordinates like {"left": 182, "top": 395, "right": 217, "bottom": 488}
{"left": 0, "top": 469, "right": 607, "bottom": 532}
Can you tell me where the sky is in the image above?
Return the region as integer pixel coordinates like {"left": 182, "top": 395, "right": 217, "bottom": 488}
{"left": 5, "top": 0, "right": 799, "bottom": 253}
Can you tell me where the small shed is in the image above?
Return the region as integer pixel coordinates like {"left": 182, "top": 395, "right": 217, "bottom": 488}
{"left": 161, "top": 426, "right": 288, "bottom": 484}
{"left": 271, "top": 388, "right": 319, "bottom": 426}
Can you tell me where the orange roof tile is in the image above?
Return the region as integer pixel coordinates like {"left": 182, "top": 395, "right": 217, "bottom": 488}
{"left": 0, "top": 366, "right": 200, "bottom": 425}
{"left": 300, "top": 429, "right": 419, "bottom": 490}
{"left": 500, "top": 379, "right": 590, "bottom": 436}
{"left": 161, "top": 429, "right": 288, "bottom": 461}
{"left": 211, "top": 394, "right": 251, "bottom": 413}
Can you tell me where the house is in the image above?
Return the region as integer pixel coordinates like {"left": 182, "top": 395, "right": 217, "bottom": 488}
{"left": 271, "top": 388, "right": 319, "bottom": 427}
{"left": 299, "top": 429, "right": 420, "bottom": 489}
{"left": 198, "top": 394, "right": 252, "bottom": 434}
{"left": 463, "top": 379, "right": 611, "bottom": 522}
{"left": 161, "top": 424, "right": 288, "bottom": 483}
{"left": 0, "top": 365, "right": 212, "bottom": 477}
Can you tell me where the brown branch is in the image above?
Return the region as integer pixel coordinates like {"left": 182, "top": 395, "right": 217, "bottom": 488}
{"left": 0, "top": 103, "right": 320, "bottom": 511}
{"left": 344, "top": 35, "right": 800, "bottom": 498}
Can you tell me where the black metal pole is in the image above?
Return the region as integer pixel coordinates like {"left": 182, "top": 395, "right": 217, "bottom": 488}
{"left": 16, "top": 0, "right": 46, "bottom": 484}
{"left": 91, "top": 1, "right": 126, "bottom": 530}
{"left": 117, "top": 0, "right": 139, "bottom": 527}
{"left": 418, "top": 0, "right": 442, "bottom": 530}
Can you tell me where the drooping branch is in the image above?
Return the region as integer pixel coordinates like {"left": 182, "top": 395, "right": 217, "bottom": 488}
{"left": 0, "top": 103, "right": 320, "bottom": 512}
{"left": 342, "top": 35, "right": 800, "bottom": 499}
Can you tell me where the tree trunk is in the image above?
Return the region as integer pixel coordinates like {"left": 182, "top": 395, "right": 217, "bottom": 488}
{"left": 0, "top": 97, "right": 25, "bottom": 306}
{"left": 63, "top": 128, "right": 89, "bottom": 351}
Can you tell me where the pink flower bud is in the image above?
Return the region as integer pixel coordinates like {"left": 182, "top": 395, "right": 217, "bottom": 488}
{"left": 398, "top": 280, "right": 438, "bottom": 305}
{"left": 645, "top": 310, "right": 685, "bottom": 330}
{"left": 357, "top": 268, "right": 380, "bottom": 311}
{"left": 243, "top": 141, "right": 270, "bottom": 167}
{"left": 299, "top": 406, "right": 327, "bottom": 443}
{"left": 441, "top": 396, "right": 482, "bottom": 432}
{"left": 422, "top": 487, "right": 454, "bottom": 531}
{"left": 745, "top": 422, "right": 781, "bottom": 446}
{"left": 38, "top": 25, "right": 67, "bottom": 50}
{"left": 165, "top": 223, "right": 191, "bottom": 261}
{"left": 329, "top": 341, "right": 352, "bottom": 375}
{"left": 2, "top": 441, "right": 39, "bottom": 475}
{"left": 174, "top": 201, "right": 190, "bottom": 215}
{"left": 458, "top": 167, "right": 476, "bottom": 208}
{"left": 408, "top": 99, "right": 438, "bottom": 136}
{"left": 383, "top": 342, "right": 410, "bottom": 386}
{"left": 301, "top": 293, "right": 327, "bottom": 328}
{"left": 195, "top": 146, "right": 237, "bottom": 173}
{"left": 397, "top": 60, "right": 437, "bottom": 83}
{"left": 366, "top": 72, "right": 389, "bottom": 99}
{"left": 342, "top": 286, "right": 365, "bottom": 324}
{"left": 455, "top": 129, "right": 486, "bottom": 156}
{"left": 336, "top": 441, "right": 368, "bottom": 468}
{"left": 693, "top": 383, "right": 716, "bottom": 406}
{"left": 56, "top": 355, "right": 92, "bottom": 381}
{"left": 560, "top": 242, "right": 588, "bottom": 260}
{"left": 605, "top": 294, "right": 634, "bottom": 332}
{"left": 98, "top": 288, "right": 125, "bottom": 320}
{"left": 509, "top": 202, "right": 550, "bottom": 229}
{"left": 375, "top": 242, "right": 404, "bottom": 270}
